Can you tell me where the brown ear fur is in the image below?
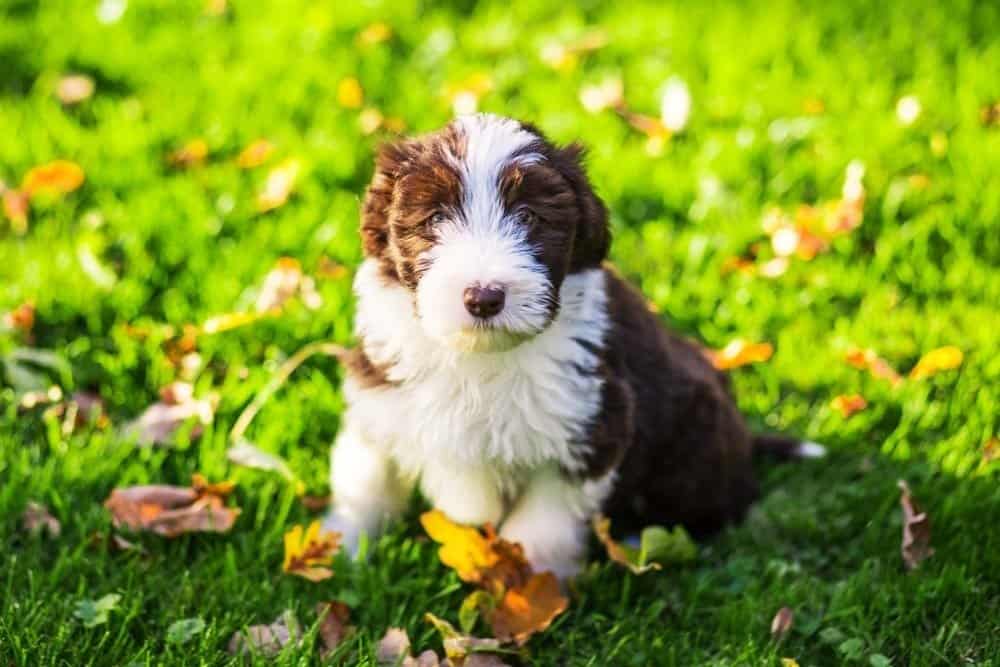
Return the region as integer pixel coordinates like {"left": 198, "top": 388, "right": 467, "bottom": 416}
{"left": 551, "top": 143, "right": 610, "bottom": 270}
{"left": 360, "top": 140, "right": 415, "bottom": 279}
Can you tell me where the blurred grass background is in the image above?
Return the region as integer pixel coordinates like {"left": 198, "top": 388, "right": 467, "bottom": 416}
{"left": 2, "top": 0, "right": 999, "bottom": 664}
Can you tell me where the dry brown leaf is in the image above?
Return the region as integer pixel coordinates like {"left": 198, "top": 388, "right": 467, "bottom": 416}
{"left": 257, "top": 158, "right": 300, "bottom": 212}
{"left": 490, "top": 572, "right": 567, "bottom": 646}
{"left": 104, "top": 475, "right": 240, "bottom": 537}
{"left": 21, "top": 160, "right": 85, "bottom": 197}
{"left": 57, "top": 75, "right": 95, "bottom": 105}
{"left": 830, "top": 394, "right": 867, "bottom": 418}
{"left": 845, "top": 347, "right": 902, "bottom": 387}
{"left": 708, "top": 339, "right": 774, "bottom": 370}
{"left": 282, "top": 520, "right": 341, "bottom": 582}
{"left": 592, "top": 514, "right": 658, "bottom": 574}
{"left": 22, "top": 501, "right": 61, "bottom": 537}
{"left": 908, "top": 346, "right": 963, "bottom": 380}
{"left": 770, "top": 606, "right": 794, "bottom": 640}
{"left": 123, "top": 382, "right": 216, "bottom": 446}
{"left": 167, "top": 139, "right": 208, "bottom": 168}
{"left": 377, "top": 627, "right": 413, "bottom": 664}
{"left": 228, "top": 611, "right": 301, "bottom": 657}
{"left": 316, "top": 601, "right": 352, "bottom": 658}
{"left": 898, "top": 480, "right": 933, "bottom": 571}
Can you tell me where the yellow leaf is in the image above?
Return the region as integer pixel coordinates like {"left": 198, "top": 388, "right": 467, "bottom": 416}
{"left": 282, "top": 520, "right": 340, "bottom": 582}
{"left": 236, "top": 139, "right": 274, "bottom": 169}
{"left": 21, "top": 160, "right": 85, "bottom": 197}
{"left": 337, "top": 77, "right": 364, "bottom": 109}
{"left": 844, "top": 347, "right": 902, "bottom": 386}
{"left": 257, "top": 159, "right": 301, "bottom": 212}
{"left": 420, "top": 510, "right": 498, "bottom": 583}
{"left": 708, "top": 339, "right": 774, "bottom": 370}
{"left": 781, "top": 659, "right": 801, "bottom": 667}
{"left": 909, "top": 346, "right": 963, "bottom": 380}
{"left": 357, "top": 22, "right": 392, "bottom": 46}
{"left": 592, "top": 514, "right": 659, "bottom": 574}
{"left": 167, "top": 139, "right": 208, "bottom": 168}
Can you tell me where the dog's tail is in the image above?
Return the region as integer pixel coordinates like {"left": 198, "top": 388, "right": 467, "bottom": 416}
{"left": 753, "top": 434, "right": 827, "bottom": 461}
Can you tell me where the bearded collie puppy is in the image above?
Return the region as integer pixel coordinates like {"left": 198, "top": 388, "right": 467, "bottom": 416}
{"left": 325, "top": 113, "right": 823, "bottom": 578}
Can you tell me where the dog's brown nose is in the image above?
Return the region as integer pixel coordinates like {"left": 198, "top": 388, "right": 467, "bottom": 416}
{"left": 463, "top": 285, "right": 505, "bottom": 318}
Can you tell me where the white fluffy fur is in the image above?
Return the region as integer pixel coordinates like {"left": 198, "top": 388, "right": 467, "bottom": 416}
{"left": 327, "top": 259, "right": 611, "bottom": 573}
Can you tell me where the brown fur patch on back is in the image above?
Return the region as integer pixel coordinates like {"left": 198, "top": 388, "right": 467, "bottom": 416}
{"left": 341, "top": 345, "right": 396, "bottom": 389}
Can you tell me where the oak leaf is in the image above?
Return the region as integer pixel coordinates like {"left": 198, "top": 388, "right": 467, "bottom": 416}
{"left": 282, "top": 520, "right": 340, "bottom": 581}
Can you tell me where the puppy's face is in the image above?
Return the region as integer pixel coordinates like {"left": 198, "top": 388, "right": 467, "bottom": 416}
{"left": 361, "top": 114, "right": 608, "bottom": 352}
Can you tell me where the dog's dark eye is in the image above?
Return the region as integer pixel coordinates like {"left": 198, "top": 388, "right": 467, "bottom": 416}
{"left": 521, "top": 210, "right": 540, "bottom": 231}
{"left": 428, "top": 212, "right": 448, "bottom": 226}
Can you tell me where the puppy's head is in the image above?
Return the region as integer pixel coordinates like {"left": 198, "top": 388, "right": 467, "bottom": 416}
{"left": 361, "top": 114, "right": 608, "bottom": 353}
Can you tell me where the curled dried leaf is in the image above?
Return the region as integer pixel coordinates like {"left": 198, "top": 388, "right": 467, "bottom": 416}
{"left": 770, "top": 606, "right": 794, "bottom": 640}
{"left": 22, "top": 501, "right": 61, "bottom": 537}
{"left": 490, "top": 572, "right": 567, "bottom": 646}
{"left": 227, "top": 611, "right": 301, "bottom": 657}
{"left": 376, "top": 627, "right": 412, "bottom": 665}
{"left": 421, "top": 510, "right": 501, "bottom": 584}
{"left": 282, "top": 520, "right": 340, "bottom": 581}
{"left": 104, "top": 477, "right": 240, "bottom": 537}
{"left": 123, "top": 384, "right": 216, "bottom": 446}
{"left": 316, "top": 601, "right": 353, "bottom": 658}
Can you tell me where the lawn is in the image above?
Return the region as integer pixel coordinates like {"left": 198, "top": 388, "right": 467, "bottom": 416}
{"left": 2, "top": 0, "right": 1000, "bottom": 664}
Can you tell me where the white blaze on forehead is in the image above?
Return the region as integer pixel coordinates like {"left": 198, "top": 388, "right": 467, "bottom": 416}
{"left": 415, "top": 114, "right": 553, "bottom": 350}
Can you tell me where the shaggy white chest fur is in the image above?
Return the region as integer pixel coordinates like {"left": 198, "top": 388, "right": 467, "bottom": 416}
{"left": 345, "top": 259, "right": 610, "bottom": 485}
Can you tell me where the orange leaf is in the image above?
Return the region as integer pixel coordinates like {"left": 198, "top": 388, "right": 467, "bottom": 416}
{"left": 908, "top": 346, "right": 963, "bottom": 380}
{"left": 2, "top": 188, "right": 30, "bottom": 233}
{"left": 282, "top": 521, "right": 340, "bottom": 582}
{"left": 104, "top": 480, "right": 240, "bottom": 537}
{"left": 490, "top": 572, "right": 568, "bottom": 646}
{"left": 844, "top": 347, "right": 902, "bottom": 386}
{"left": 236, "top": 139, "right": 275, "bottom": 169}
{"left": 167, "top": 139, "right": 208, "bottom": 168}
{"left": 2, "top": 301, "right": 35, "bottom": 334}
{"left": 830, "top": 394, "right": 867, "bottom": 418}
{"left": 708, "top": 339, "right": 774, "bottom": 370}
{"left": 21, "top": 160, "right": 85, "bottom": 197}
{"left": 257, "top": 159, "right": 300, "bottom": 212}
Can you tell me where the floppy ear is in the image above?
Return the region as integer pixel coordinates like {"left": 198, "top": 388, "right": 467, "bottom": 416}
{"left": 553, "top": 143, "right": 610, "bottom": 270}
{"left": 360, "top": 140, "right": 414, "bottom": 262}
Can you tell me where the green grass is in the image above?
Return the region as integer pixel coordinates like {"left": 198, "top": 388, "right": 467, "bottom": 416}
{"left": 2, "top": 0, "right": 1000, "bottom": 664}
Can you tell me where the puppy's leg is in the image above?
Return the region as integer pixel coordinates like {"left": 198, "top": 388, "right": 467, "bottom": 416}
{"left": 500, "top": 466, "right": 613, "bottom": 580}
{"left": 324, "top": 422, "right": 410, "bottom": 555}
{"left": 420, "top": 463, "right": 504, "bottom": 527}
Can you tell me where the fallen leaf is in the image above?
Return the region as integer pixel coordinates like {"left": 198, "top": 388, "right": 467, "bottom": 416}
{"left": 908, "top": 346, "right": 963, "bottom": 380}
{"left": 317, "top": 255, "right": 350, "bottom": 280}
{"left": 257, "top": 158, "right": 300, "bottom": 212}
{"left": 235, "top": 138, "right": 274, "bottom": 169}
{"left": 227, "top": 440, "right": 296, "bottom": 481}
{"left": 228, "top": 611, "right": 301, "bottom": 657}
{"left": 845, "top": 347, "right": 902, "bottom": 387}
{"left": 337, "top": 77, "right": 364, "bottom": 109}
{"left": 420, "top": 510, "right": 501, "bottom": 584}
{"left": 57, "top": 74, "right": 95, "bottom": 105}
{"left": 104, "top": 476, "right": 240, "bottom": 537}
{"left": 254, "top": 256, "right": 322, "bottom": 311}
{"left": 426, "top": 612, "right": 504, "bottom": 661}
{"left": 770, "top": 606, "right": 794, "bottom": 640}
{"left": 2, "top": 301, "right": 35, "bottom": 336}
{"left": 167, "top": 139, "right": 208, "bottom": 168}
{"left": 781, "top": 659, "right": 801, "bottom": 667}
{"left": 830, "top": 394, "right": 867, "bottom": 418}
{"left": 74, "top": 593, "right": 121, "bottom": 628}
{"left": 708, "top": 339, "right": 774, "bottom": 370}
{"left": 282, "top": 520, "right": 340, "bottom": 581}
{"left": 592, "top": 515, "right": 695, "bottom": 574}
{"left": 21, "top": 160, "right": 85, "bottom": 197}
{"left": 490, "top": 572, "right": 567, "bottom": 646}
{"left": 459, "top": 589, "right": 496, "bottom": 634}
{"left": 376, "top": 627, "right": 413, "bottom": 665}
{"left": 123, "top": 382, "right": 216, "bottom": 446}
{"left": 898, "top": 480, "right": 934, "bottom": 571}
{"left": 166, "top": 617, "right": 206, "bottom": 645}
{"left": 316, "top": 601, "right": 352, "bottom": 658}
{"left": 22, "top": 501, "right": 61, "bottom": 537}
